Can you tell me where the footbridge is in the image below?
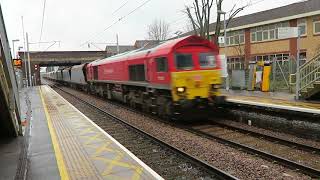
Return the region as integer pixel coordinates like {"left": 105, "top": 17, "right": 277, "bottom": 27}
{"left": 17, "top": 51, "right": 109, "bottom": 85}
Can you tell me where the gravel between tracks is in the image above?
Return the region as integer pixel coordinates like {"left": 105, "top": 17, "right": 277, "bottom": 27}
{"left": 212, "top": 119, "right": 320, "bottom": 149}
{"left": 226, "top": 109, "right": 320, "bottom": 140}
{"left": 193, "top": 124, "right": 320, "bottom": 170}
{"left": 55, "top": 86, "right": 311, "bottom": 180}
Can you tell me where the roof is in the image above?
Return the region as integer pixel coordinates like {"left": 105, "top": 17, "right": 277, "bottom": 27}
{"left": 18, "top": 51, "right": 109, "bottom": 58}
{"left": 183, "top": 0, "right": 320, "bottom": 36}
{"left": 104, "top": 40, "right": 160, "bottom": 55}
{"left": 105, "top": 45, "right": 135, "bottom": 54}
{"left": 134, "top": 40, "right": 160, "bottom": 48}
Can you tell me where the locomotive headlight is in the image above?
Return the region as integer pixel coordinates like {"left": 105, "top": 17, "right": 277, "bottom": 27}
{"left": 212, "top": 84, "right": 220, "bottom": 89}
{"left": 176, "top": 87, "right": 186, "bottom": 93}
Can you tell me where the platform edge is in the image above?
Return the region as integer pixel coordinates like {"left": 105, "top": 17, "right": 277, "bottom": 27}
{"left": 39, "top": 86, "right": 70, "bottom": 180}
{"left": 47, "top": 85, "right": 164, "bottom": 180}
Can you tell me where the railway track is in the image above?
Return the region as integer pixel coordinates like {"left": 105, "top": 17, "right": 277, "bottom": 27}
{"left": 187, "top": 123, "right": 320, "bottom": 178}
{"left": 52, "top": 85, "right": 237, "bottom": 180}
{"left": 204, "top": 121, "right": 320, "bottom": 153}
{"left": 50, "top": 83, "right": 320, "bottom": 178}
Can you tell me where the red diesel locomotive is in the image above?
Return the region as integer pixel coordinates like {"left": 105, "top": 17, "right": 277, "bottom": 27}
{"left": 46, "top": 35, "right": 224, "bottom": 117}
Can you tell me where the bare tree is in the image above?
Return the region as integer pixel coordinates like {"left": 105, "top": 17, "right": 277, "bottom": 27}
{"left": 214, "top": 0, "right": 223, "bottom": 43}
{"left": 232, "top": 43, "right": 244, "bottom": 58}
{"left": 184, "top": 0, "right": 214, "bottom": 39}
{"left": 185, "top": 0, "right": 249, "bottom": 43}
{"left": 147, "top": 19, "right": 170, "bottom": 41}
{"left": 214, "top": 1, "right": 249, "bottom": 43}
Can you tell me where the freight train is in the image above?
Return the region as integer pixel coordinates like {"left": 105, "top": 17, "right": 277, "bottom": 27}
{"left": 44, "top": 35, "right": 224, "bottom": 118}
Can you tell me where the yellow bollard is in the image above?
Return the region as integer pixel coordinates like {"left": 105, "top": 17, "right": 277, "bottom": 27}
{"left": 262, "top": 64, "right": 271, "bottom": 92}
{"left": 248, "top": 61, "right": 257, "bottom": 91}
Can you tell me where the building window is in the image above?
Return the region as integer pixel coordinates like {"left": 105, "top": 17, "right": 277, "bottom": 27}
{"left": 227, "top": 57, "right": 244, "bottom": 70}
{"left": 270, "top": 29, "right": 275, "bottom": 39}
{"left": 251, "top": 33, "right": 256, "bottom": 42}
{"left": 156, "top": 57, "right": 168, "bottom": 72}
{"left": 257, "top": 53, "right": 306, "bottom": 65}
{"left": 299, "top": 52, "right": 307, "bottom": 65}
{"left": 263, "top": 31, "right": 269, "bottom": 40}
{"left": 225, "top": 30, "right": 244, "bottom": 46}
{"left": 254, "top": 53, "right": 290, "bottom": 65}
{"left": 313, "top": 21, "right": 320, "bottom": 34}
{"left": 251, "top": 21, "right": 289, "bottom": 42}
{"left": 298, "top": 18, "right": 307, "bottom": 36}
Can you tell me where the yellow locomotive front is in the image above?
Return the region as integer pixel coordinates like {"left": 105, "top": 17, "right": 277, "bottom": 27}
{"left": 170, "top": 51, "right": 224, "bottom": 108}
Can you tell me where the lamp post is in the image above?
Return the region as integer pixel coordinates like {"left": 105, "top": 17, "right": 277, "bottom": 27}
{"left": 26, "top": 33, "right": 32, "bottom": 86}
{"left": 295, "top": 28, "right": 301, "bottom": 100}
{"left": 12, "top": 39, "right": 19, "bottom": 59}
{"left": 217, "top": 10, "right": 229, "bottom": 90}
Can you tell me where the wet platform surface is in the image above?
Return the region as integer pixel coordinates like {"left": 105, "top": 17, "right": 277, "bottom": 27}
{"left": 222, "top": 90, "right": 320, "bottom": 114}
{"left": 0, "top": 86, "right": 162, "bottom": 179}
{"left": 0, "top": 137, "right": 23, "bottom": 180}
{"left": 0, "top": 88, "right": 33, "bottom": 180}
{"left": 37, "top": 85, "right": 162, "bottom": 180}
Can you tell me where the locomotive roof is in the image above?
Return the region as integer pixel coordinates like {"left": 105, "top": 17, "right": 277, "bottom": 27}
{"left": 89, "top": 35, "right": 217, "bottom": 66}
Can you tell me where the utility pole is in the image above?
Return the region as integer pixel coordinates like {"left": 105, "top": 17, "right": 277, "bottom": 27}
{"left": 116, "top": 34, "right": 120, "bottom": 54}
{"left": 223, "top": 12, "right": 229, "bottom": 91}
{"left": 218, "top": 10, "right": 229, "bottom": 91}
{"left": 26, "top": 33, "right": 32, "bottom": 87}
{"left": 295, "top": 29, "right": 301, "bottom": 100}
{"left": 21, "top": 16, "right": 28, "bottom": 87}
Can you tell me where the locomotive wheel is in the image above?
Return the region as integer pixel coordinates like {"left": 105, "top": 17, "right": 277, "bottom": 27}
{"left": 158, "top": 99, "right": 172, "bottom": 120}
{"left": 142, "top": 99, "right": 151, "bottom": 113}
{"left": 165, "top": 101, "right": 173, "bottom": 117}
{"left": 157, "top": 104, "right": 165, "bottom": 118}
{"left": 130, "top": 99, "right": 136, "bottom": 109}
{"left": 150, "top": 97, "right": 157, "bottom": 115}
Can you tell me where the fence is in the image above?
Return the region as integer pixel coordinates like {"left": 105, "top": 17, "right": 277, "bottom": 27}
{"left": 270, "top": 56, "right": 297, "bottom": 92}
{"left": 224, "top": 56, "right": 298, "bottom": 92}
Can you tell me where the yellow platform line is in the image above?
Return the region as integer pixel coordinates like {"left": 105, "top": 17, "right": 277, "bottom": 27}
{"left": 39, "top": 86, "right": 70, "bottom": 180}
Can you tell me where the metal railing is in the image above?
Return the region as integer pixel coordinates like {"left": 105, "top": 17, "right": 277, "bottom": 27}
{"left": 299, "top": 53, "right": 320, "bottom": 94}
{"left": 271, "top": 56, "right": 296, "bottom": 92}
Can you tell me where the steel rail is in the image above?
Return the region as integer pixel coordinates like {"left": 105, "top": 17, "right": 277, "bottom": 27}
{"left": 52, "top": 85, "right": 238, "bottom": 180}
{"left": 209, "top": 121, "right": 320, "bottom": 153}
{"left": 187, "top": 127, "right": 320, "bottom": 178}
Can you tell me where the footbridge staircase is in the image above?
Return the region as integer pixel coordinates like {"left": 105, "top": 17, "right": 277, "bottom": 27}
{"left": 299, "top": 53, "right": 320, "bottom": 99}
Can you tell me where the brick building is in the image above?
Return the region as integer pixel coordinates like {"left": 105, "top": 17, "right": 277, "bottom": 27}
{"left": 197, "top": 0, "right": 320, "bottom": 69}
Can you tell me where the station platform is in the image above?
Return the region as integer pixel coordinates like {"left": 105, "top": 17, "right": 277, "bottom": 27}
{"left": 221, "top": 90, "right": 320, "bottom": 115}
{"left": 18, "top": 85, "right": 162, "bottom": 180}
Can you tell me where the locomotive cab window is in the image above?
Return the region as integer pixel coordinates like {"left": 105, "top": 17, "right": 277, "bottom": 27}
{"left": 156, "top": 57, "right": 168, "bottom": 72}
{"left": 175, "top": 53, "right": 193, "bottom": 70}
{"left": 199, "top": 53, "right": 216, "bottom": 68}
{"left": 129, "top": 64, "right": 146, "bottom": 81}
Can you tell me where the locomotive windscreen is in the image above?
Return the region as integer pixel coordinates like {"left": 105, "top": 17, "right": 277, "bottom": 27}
{"left": 129, "top": 64, "right": 146, "bottom": 81}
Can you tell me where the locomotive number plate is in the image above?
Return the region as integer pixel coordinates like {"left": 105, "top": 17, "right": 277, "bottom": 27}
{"left": 194, "top": 75, "right": 202, "bottom": 81}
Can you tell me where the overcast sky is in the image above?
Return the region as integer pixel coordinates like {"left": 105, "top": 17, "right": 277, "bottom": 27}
{"left": 1, "top": 0, "right": 302, "bottom": 53}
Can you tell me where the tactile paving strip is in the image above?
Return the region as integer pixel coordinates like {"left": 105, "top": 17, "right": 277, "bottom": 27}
{"left": 41, "top": 88, "right": 102, "bottom": 180}
{"left": 40, "top": 86, "right": 160, "bottom": 180}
